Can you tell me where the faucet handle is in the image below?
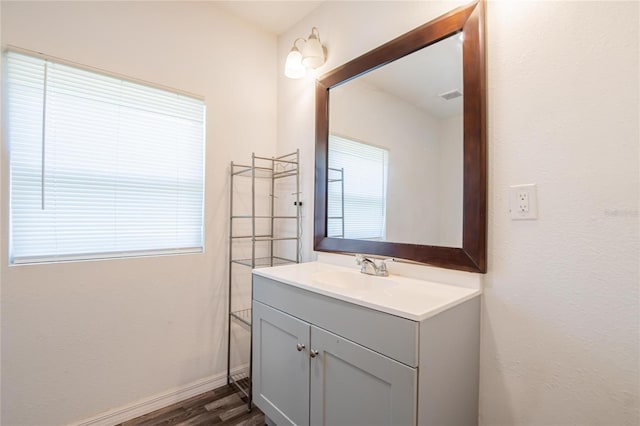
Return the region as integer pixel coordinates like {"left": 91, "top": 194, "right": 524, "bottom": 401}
{"left": 355, "top": 254, "right": 366, "bottom": 265}
{"left": 377, "top": 258, "right": 394, "bottom": 275}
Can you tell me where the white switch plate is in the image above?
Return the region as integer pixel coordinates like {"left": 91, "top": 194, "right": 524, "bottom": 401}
{"left": 509, "top": 184, "right": 538, "bottom": 220}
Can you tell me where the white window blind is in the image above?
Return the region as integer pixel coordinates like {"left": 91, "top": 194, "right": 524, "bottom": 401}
{"left": 327, "top": 135, "right": 388, "bottom": 240}
{"left": 7, "top": 51, "right": 205, "bottom": 264}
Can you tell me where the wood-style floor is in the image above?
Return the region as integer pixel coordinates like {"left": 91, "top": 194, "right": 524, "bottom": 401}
{"left": 118, "top": 384, "right": 265, "bottom": 426}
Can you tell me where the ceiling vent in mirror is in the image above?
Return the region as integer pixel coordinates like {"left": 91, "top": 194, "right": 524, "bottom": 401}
{"left": 439, "top": 89, "right": 463, "bottom": 100}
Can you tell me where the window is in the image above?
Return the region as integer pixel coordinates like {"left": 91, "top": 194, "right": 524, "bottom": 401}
{"left": 327, "top": 135, "right": 388, "bottom": 240}
{"left": 6, "top": 51, "right": 205, "bottom": 264}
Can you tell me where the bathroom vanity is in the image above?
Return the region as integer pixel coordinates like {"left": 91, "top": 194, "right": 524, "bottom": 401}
{"left": 251, "top": 261, "right": 481, "bottom": 426}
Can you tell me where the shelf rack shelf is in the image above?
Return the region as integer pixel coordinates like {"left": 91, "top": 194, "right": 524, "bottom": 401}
{"left": 229, "top": 369, "right": 250, "bottom": 400}
{"left": 227, "top": 150, "right": 301, "bottom": 411}
{"left": 229, "top": 308, "right": 252, "bottom": 328}
{"left": 231, "top": 256, "right": 297, "bottom": 268}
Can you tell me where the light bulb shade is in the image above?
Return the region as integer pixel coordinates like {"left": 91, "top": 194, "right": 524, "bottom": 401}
{"left": 284, "top": 48, "right": 305, "bottom": 79}
{"left": 301, "top": 36, "right": 325, "bottom": 69}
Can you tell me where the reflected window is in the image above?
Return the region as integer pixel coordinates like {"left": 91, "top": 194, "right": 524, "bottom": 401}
{"left": 328, "top": 136, "right": 388, "bottom": 240}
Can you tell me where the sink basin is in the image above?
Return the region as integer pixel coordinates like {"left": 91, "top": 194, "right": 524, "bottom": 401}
{"left": 311, "top": 270, "right": 399, "bottom": 294}
{"left": 254, "top": 261, "right": 482, "bottom": 321}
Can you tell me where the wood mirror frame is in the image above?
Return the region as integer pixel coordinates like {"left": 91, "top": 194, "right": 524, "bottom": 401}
{"left": 314, "top": 0, "right": 486, "bottom": 273}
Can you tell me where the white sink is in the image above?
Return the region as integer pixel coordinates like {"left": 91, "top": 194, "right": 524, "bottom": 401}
{"left": 253, "top": 261, "right": 481, "bottom": 321}
{"left": 311, "top": 270, "right": 399, "bottom": 294}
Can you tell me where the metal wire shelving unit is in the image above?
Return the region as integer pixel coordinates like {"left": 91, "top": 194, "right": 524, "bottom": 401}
{"left": 227, "top": 150, "right": 301, "bottom": 411}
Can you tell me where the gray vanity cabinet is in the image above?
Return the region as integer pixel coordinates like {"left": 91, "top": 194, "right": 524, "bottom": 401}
{"left": 252, "top": 273, "right": 480, "bottom": 426}
{"left": 252, "top": 301, "right": 310, "bottom": 426}
{"left": 309, "top": 325, "right": 417, "bottom": 426}
{"left": 253, "top": 300, "right": 416, "bottom": 426}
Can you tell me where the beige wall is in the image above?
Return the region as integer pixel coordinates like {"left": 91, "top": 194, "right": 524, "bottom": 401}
{"left": 1, "top": 2, "right": 277, "bottom": 424}
{"left": 277, "top": 1, "right": 639, "bottom": 425}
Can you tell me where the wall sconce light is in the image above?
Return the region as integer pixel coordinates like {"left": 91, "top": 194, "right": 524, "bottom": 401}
{"left": 284, "top": 27, "right": 326, "bottom": 79}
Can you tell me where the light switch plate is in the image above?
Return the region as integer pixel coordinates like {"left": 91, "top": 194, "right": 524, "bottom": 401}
{"left": 509, "top": 184, "right": 538, "bottom": 220}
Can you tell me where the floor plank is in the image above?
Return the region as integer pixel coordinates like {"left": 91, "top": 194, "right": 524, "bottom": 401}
{"left": 118, "top": 384, "right": 264, "bottom": 426}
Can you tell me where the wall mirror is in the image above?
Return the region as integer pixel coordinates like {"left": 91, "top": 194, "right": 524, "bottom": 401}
{"left": 314, "top": 0, "right": 486, "bottom": 272}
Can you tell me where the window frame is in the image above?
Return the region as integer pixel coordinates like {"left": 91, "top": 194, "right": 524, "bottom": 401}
{"left": 5, "top": 47, "right": 207, "bottom": 265}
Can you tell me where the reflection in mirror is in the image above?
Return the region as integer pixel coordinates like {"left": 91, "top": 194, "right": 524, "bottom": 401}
{"left": 328, "top": 33, "right": 463, "bottom": 247}
{"left": 327, "top": 136, "right": 389, "bottom": 240}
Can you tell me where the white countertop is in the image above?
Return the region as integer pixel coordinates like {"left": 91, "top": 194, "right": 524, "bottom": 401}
{"left": 253, "top": 261, "right": 481, "bottom": 321}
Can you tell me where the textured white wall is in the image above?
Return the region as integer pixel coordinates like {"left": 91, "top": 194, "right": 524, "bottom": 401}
{"left": 482, "top": 2, "right": 638, "bottom": 424}
{"left": 0, "top": 2, "right": 277, "bottom": 425}
{"left": 277, "top": 1, "right": 639, "bottom": 425}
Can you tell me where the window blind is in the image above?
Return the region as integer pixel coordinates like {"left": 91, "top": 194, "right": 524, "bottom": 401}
{"left": 7, "top": 51, "right": 205, "bottom": 264}
{"left": 327, "top": 135, "right": 388, "bottom": 240}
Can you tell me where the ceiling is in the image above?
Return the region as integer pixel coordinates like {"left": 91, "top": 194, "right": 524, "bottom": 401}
{"left": 213, "top": 1, "right": 324, "bottom": 35}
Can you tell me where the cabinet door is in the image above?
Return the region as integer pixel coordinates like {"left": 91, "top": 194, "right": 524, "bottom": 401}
{"left": 253, "top": 301, "right": 310, "bottom": 426}
{"left": 309, "top": 326, "right": 417, "bottom": 426}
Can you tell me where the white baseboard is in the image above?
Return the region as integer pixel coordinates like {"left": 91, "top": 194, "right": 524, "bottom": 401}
{"left": 70, "top": 366, "right": 248, "bottom": 426}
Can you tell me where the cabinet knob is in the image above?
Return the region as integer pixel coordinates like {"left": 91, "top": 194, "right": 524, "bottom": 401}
{"left": 296, "top": 343, "right": 305, "bottom": 352}
{"left": 310, "top": 349, "right": 319, "bottom": 358}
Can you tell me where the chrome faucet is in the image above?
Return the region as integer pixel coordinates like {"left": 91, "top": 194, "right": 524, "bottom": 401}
{"left": 355, "top": 254, "right": 391, "bottom": 277}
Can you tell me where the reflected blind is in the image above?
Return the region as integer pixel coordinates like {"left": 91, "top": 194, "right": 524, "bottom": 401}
{"left": 327, "top": 135, "right": 388, "bottom": 240}
{"left": 7, "top": 51, "right": 205, "bottom": 264}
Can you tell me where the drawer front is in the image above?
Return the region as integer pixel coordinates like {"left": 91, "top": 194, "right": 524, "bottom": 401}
{"left": 253, "top": 274, "right": 418, "bottom": 367}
